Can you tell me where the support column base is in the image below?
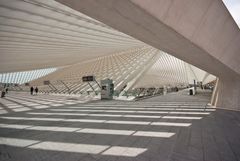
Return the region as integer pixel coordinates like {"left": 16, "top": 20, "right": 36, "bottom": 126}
{"left": 211, "top": 78, "right": 240, "bottom": 110}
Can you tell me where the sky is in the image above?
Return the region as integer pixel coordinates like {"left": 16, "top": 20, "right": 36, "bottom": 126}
{"left": 223, "top": 0, "right": 240, "bottom": 27}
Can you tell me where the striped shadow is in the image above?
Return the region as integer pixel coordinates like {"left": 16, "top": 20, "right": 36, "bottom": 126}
{"left": 67, "top": 106, "right": 215, "bottom": 112}
{"left": 28, "top": 112, "right": 202, "bottom": 119}
{"left": 0, "top": 116, "right": 191, "bottom": 127}
{"left": 0, "top": 137, "right": 147, "bottom": 157}
{"left": 28, "top": 112, "right": 161, "bottom": 119}
{"left": 70, "top": 106, "right": 215, "bottom": 111}
{"left": 0, "top": 123, "right": 175, "bottom": 138}
{"left": 48, "top": 109, "right": 210, "bottom": 115}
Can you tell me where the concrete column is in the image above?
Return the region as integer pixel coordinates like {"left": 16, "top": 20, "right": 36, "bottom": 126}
{"left": 210, "top": 78, "right": 219, "bottom": 106}
{"left": 211, "top": 78, "right": 240, "bottom": 110}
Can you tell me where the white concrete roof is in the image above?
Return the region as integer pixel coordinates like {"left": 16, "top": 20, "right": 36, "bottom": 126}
{"left": 0, "top": 0, "right": 144, "bottom": 72}
{"left": 0, "top": 0, "right": 215, "bottom": 90}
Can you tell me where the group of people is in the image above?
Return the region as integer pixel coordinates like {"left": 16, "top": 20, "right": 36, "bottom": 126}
{"left": 30, "top": 86, "right": 38, "bottom": 95}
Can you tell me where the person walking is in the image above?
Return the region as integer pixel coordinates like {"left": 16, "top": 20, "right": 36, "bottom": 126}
{"left": 30, "top": 86, "right": 34, "bottom": 95}
{"left": 35, "top": 87, "right": 39, "bottom": 95}
{"left": 1, "top": 88, "right": 6, "bottom": 98}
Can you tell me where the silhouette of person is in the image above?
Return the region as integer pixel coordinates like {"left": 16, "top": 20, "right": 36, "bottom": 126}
{"left": 30, "top": 86, "right": 34, "bottom": 95}
{"left": 35, "top": 87, "right": 38, "bottom": 95}
{"left": 175, "top": 87, "right": 178, "bottom": 92}
{"left": 1, "top": 88, "right": 6, "bottom": 98}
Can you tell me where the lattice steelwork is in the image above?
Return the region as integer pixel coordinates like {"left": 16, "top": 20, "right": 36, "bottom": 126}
{"left": 133, "top": 53, "right": 189, "bottom": 88}
{"left": 132, "top": 52, "right": 216, "bottom": 89}
{"left": 28, "top": 47, "right": 159, "bottom": 94}
{"left": 18, "top": 47, "right": 215, "bottom": 95}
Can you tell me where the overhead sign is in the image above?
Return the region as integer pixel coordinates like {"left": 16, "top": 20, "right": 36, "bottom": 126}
{"left": 82, "top": 76, "right": 95, "bottom": 82}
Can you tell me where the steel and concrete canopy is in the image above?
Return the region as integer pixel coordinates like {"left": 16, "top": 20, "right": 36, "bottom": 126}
{"left": 55, "top": 0, "right": 240, "bottom": 110}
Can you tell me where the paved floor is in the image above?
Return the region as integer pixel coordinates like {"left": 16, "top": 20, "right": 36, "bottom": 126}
{"left": 0, "top": 92, "right": 96, "bottom": 115}
{"left": 0, "top": 91, "right": 240, "bottom": 161}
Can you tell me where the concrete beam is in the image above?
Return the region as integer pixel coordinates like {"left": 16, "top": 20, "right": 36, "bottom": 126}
{"left": 211, "top": 78, "right": 240, "bottom": 110}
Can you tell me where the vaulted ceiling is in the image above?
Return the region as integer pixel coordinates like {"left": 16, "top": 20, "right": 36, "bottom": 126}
{"left": 0, "top": 0, "right": 144, "bottom": 73}
{"left": 0, "top": 0, "right": 215, "bottom": 90}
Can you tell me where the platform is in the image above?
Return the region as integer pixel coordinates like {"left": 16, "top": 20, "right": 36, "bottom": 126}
{"left": 0, "top": 91, "right": 240, "bottom": 161}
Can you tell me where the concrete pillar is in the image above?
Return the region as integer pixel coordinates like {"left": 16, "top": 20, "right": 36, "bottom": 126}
{"left": 211, "top": 78, "right": 240, "bottom": 110}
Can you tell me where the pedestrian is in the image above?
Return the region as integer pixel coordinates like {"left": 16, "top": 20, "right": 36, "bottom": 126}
{"left": 35, "top": 87, "right": 38, "bottom": 95}
{"left": 1, "top": 88, "right": 6, "bottom": 98}
{"left": 30, "top": 86, "right": 34, "bottom": 95}
{"left": 6, "top": 87, "right": 8, "bottom": 94}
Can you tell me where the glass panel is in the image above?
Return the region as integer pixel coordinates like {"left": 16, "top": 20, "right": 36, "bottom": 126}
{"left": 0, "top": 68, "right": 58, "bottom": 84}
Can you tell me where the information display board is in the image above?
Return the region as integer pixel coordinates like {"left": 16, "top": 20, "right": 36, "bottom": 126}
{"left": 82, "top": 76, "right": 95, "bottom": 82}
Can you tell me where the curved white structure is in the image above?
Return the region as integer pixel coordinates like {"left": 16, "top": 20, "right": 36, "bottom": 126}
{"left": 0, "top": 0, "right": 238, "bottom": 109}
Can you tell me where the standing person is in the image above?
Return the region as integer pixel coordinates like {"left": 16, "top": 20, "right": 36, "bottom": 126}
{"left": 1, "top": 88, "right": 6, "bottom": 98}
{"left": 35, "top": 87, "right": 39, "bottom": 95}
{"left": 6, "top": 87, "right": 8, "bottom": 94}
{"left": 30, "top": 86, "right": 34, "bottom": 95}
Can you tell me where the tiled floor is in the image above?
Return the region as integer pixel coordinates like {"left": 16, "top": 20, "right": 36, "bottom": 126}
{"left": 0, "top": 91, "right": 240, "bottom": 161}
{"left": 0, "top": 92, "right": 95, "bottom": 115}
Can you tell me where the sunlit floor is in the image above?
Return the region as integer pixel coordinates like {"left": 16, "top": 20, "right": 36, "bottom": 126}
{"left": 0, "top": 91, "right": 240, "bottom": 161}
